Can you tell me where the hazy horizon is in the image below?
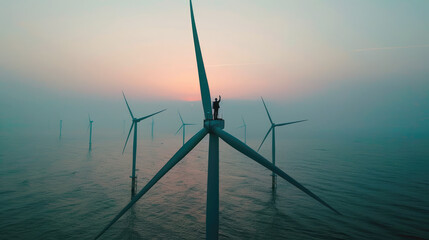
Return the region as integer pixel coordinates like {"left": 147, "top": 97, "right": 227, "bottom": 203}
{"left": 1, "top": 0, "right": 428, "bottom": 141}
{"left": 1, "top": 1, "right": 429, "bottom": 239}
{"left": 1, "top": 68, "right": 427, "bottom": 141}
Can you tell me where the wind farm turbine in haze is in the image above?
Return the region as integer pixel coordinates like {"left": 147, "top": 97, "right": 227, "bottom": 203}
{"left": 257, "top": 97, "right": 307, "bottom": 190}
{"left": 122, "top": 92, "right": 166, "bottom": 197}
{"left": 95, "top": 1, "right": 339, "bottom": 239}
{"left": 237, "top": 116, "right": 247, "bottom": 144}
{"left": 175, "top": 111, "right": 196, "bottom": 146}
{"left": 88, "top": 115, "right": 94, "bottom": 151}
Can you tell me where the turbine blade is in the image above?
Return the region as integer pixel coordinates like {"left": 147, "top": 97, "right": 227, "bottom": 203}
{"left": 137, "top": 109, "right": 167, "bottom": 122}
{"left": 95, "top": 128, "right": 209, "bottom": 239}
{"left": 185, "top": 123, "right": 197, "bottom": 126}
{"left": 276, "top": 119, "right": 308, "bottom": 127}
{"left": 122, "top": 91, "right": 134, "bottom": 119}
{"left": 242, "top": 116, "right": 245, "bottom": 126}
{"left": 213, "top": 128, "right": 340, "bottom": 215}
{"left": 88, "top": 114, "right": 91, "bottom": 123}
{"left": 261, "top": 97, "right": 273, "bottom": 124}
{"left": 178, "top": 111, "right": 184, "bottom": 124}
{"left": 190, "top": 0, "right": 213, "bottom": 120}
{"left": 175, "top": 125, "right": 183, "bottom": 135}
{"left": 237, "top": 125, "right": 244, "bottom": 129}
{"left": 257, "top": 127, "right": 273, "bottom": 152}
{"left": 122, "top": 122, "right": 134, "bottom": 154}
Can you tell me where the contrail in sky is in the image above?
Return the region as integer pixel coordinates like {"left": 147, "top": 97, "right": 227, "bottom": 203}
{"left": 353, "top": 44, "right": 429, "bottom": 52}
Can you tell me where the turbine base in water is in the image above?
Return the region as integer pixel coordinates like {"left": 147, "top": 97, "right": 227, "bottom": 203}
{"left": 130, "top": 175, "right": 137, "bottom": 197}
{"left": 272, "top": 174, "right": 277, "bottom": 190}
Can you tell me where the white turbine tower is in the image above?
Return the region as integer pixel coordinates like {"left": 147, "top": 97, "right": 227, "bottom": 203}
{"left": 122, "top": 92, "right": 166, "bottom": 197}
{"left": 237, "top": 116, "right": 247, "bottom": 144}
{"left": 257, "top": 97, "right": 307, "bottom": 190}
{"left": 176, "top": 111, "right": 196, "bottom": 146}
{"left": 95, "top": 1, "right": 339, "bottom": 239}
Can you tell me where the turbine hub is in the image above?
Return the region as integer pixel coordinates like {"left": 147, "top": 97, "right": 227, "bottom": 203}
{"left": 204, "top": 119, "right": 225, "bottom": 132}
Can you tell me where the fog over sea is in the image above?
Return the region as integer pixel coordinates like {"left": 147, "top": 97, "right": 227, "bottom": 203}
{"left": 1, "top": 0, "right": 429, "bottom": 239}
{"left": 1, "top": 74, "right": 429, "bottom": 239}
{"left": 1, "top": 127, "right": 428, "bottom": 240}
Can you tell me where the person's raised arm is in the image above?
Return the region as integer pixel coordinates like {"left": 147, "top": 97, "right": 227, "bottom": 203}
{"left": 219, "top": 95, "right": 221, "bottom": 102}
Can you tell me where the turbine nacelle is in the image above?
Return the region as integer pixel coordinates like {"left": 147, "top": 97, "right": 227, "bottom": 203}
{"left": 122, "top": 92, "right": 166, "bottom": 154}
{"left": 131, "top": 115, "right": 159, "bottom": 123}
{"left": 237, "top": 116, "right": 246, "bottom": 129}
{"left": 275, "top": 120, "right": 307, "bottom": 127}
{"left": 258, "top": 97, "right": 308, "bottom": 152}
{"left": 176, "top": 111, "right": 197, "bottom": 145}
{"left": 204, "top": 119, "right": 225, "bottom": 131}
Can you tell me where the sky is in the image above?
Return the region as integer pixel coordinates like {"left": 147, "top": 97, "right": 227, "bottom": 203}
{"left": 0, "top": 0, "right": 428, "bottom": 138}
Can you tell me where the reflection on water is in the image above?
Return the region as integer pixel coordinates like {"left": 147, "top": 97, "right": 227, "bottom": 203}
{"left": 0, "top": 133, "right": 428, "bottom": 239}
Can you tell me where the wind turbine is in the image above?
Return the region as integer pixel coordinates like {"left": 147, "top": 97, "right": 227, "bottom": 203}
{"left": 257, "top": 97, "right": 307, "bottom": 190}
{"left": 59, "top": 120, "right": 62, "bottom": 139}
{"left": 88, "top": 115, "right": 94, "bottom": 151}
{"left": 237, "top": 116, "right": 247, "bottom": 144}
{"left": 176, "top": 111, "right": 196, "bottom": 145}
{"left": 122, "top": 92, "right": 166, "bottom": 197}
{"left": 95, "top": 1, "right": 339, "bottom": 239}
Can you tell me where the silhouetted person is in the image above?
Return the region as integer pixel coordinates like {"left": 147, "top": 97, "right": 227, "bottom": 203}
{"left": 213, "top": 95, "right": 221, "bottom": 120}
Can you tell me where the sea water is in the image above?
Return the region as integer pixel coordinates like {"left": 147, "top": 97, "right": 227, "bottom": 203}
{"left": 0, "top": 131, "right": 427, "bottom": 239}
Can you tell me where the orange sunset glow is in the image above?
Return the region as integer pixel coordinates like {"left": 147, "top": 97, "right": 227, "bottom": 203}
{"left": 1, "top": 1, "right": 428, "bottom": 240}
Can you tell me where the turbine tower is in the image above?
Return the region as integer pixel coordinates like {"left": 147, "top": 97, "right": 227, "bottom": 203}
{"left": 88, "top": 115, "right": 94, "bottom": 151}
{"left": 257, "top": 97, "right": 307, "bottom": 190}
{"left": 95, "top": 1, "right": 339, "bottom": 239}
{"left": 122, "top": 92, "right": 166, "bottom": 197}
{"left": 237, "top": 116, "right": 247, "bottom": 144}
{"left": 176, "top": 111, "right": 196, "bottom": 145}
{"left": 59, "top": 120, "right": 62, "bottom": 139}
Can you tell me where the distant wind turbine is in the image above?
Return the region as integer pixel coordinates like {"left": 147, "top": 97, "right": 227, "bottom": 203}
{"left": 237, "top": 116, "right": 247, "bottom": 144}
{"left": 88, "top": 115, "right": 94, "bottom": 151}
{"left": 176, "top": 111, "right": 196, "bottom": 145}
{"left": 122, "top": 92, "right": 166, "bottom": 197}
{"left": 59, "top": 120, "right": 62, "bottom": 139}
{"left": 257, "top": 97, "right": 307, "bottom": 190}
{"left": 94, "top": 1, "right": 339, "bottom": 239}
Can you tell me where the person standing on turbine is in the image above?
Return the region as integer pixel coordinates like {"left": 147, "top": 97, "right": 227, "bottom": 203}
{"left": 213, "top": 95, "right": 221, "bottom": 120}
